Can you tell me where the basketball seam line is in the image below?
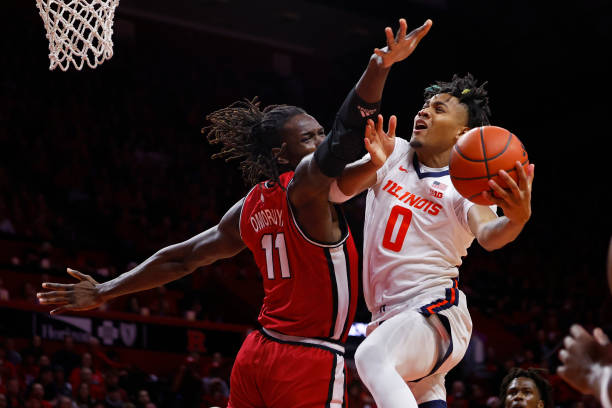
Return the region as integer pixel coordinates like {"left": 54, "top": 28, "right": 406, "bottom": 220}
{"left": 450, "top": 159, "right": 529, "bottom": 180}
{"left": 480, "top": 127, "right": 491, "bottom": 181}
{"left": 454, "top": 129, "right": 513, "bottom": 162}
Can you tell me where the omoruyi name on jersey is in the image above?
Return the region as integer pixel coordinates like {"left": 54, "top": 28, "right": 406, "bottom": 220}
{"left": 250, "top": 209, "right": 284, "bottom": 232}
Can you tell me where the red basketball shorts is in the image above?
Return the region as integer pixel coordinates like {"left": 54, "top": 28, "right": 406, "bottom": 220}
{"left": 228, "top": 328, "right": 346, "bottom": 408}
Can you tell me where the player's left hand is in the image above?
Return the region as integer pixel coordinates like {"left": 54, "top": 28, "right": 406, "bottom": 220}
{"left": 37, "top": 267, "right": 104, "bottom": 314}
{"left": 374, "top": 18, "right": 432, "bottom": 68}
{"left": 364, "top": 114, "right": 396, "bottom": 169}
{"left": 482, "top": 161, "right": 534, "bottom": 225}
{"left": 557, "top": 324, "right": 612, "bottom": 395}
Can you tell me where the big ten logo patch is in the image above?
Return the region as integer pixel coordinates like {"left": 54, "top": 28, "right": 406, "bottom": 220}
{"left": 429, "top": 180, "right": 447, "bottom": 199}
{"left": 429, "top": 188, "right": 443, "bottom": 198}
{"left": 187, "top": 330, "right": 207, "bottom": 353}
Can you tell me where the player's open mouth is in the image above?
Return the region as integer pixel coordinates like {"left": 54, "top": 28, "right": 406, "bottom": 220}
{"left": 414, "top": 119, "right": 428, "bottom": 132}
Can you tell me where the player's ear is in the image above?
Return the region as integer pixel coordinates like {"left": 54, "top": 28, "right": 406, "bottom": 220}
{"left": 272, "top": 142, "right": 289, "bottom": 165}
{"left": 455, "top": 126, "right": 470, "bottom": 141}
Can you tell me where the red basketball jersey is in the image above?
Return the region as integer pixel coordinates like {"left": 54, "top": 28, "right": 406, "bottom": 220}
{"left": 240, "top": 172, "right": 359, "bottom": 342}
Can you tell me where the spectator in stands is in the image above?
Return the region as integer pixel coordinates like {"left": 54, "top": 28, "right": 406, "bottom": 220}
{"left": 201, "top": 377, "right": 228, "bottom": 408}
{"left": 52, "top": 365, "right": 72, "bottom": 398}
{"left": 171, "top": 353, "right": 203, "bottom": 408}
{"left": 0, "top": 347, "right": 17, "bottom": 385}
{"left": 0, "top": 278, "right": 9, "bottom": 301}
{"left": 25, "top": 382, "right": 51, "bottom": 408}
{"left": 74, "top": 383, "right": 94, "bottom": 408}
{"left": 0, "top": 198, "right": 16, "bottom": 235}
{"left": 103, "top": 385, "right": 124, "bottom": 408}
{"left": 103, "top": 370, "right": 127, "bottom": 403}
{"left": 51, "top": 336, "right": 80, "bottom": 378}
{"left": 37, "top": 356, "right": 51, "bottom": 373}
{"left": 36, "top": 366, "right": 56, "bottom": 402}
{"left": 499, "top": 367, "right": 553, "bottom": 408}
{"left": 447, "top": 380, "right": 469, "bottom": 408}
{"left": 4, "top": 378, "right": 22, "bottom": 408}
{"left": 69, "top": 353, "right": 102, "bottom": 393}
{"left": 56, "top": 395, "right": 75, "bottom": 408}
{"left": 18, "top": 353, "right": 40, "bottom": 388}
{"left": 485, "top": 396, "right": 501, "bottom": 408}
{"left": 71, "top": 367, "right": 104, "bottom": 402}
{"left": 0, "top": 393, "right": 7, "bottom": 408}
{"left": 135, "top": 390, "right": 150, "bottom": 408}
{"left": 20, "top": 337, "right": 43, "bottom": 364}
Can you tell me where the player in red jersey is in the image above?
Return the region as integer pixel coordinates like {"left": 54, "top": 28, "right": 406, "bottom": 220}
{"left": 36, "top": 18, "right": 432, "bottom": 407}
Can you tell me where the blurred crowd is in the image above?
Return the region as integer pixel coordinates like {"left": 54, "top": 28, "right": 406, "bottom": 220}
{"left": 0, "top": 334, "right": 234, "bottom": 408}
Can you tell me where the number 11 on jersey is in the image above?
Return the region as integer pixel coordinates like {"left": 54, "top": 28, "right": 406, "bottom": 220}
{"left": 261, "top": 233, "right": 291, "bottom": 279}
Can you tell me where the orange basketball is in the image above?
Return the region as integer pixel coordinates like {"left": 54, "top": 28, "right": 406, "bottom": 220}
{"left": 449, "top": 126, "right": 529, "bottom": 205}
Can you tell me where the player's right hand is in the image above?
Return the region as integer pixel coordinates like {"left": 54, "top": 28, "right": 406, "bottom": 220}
{"left": 374, "top": 18, "right": 432, "bottom": 68}
{"left": 557, "top": 324, "right": 612, "bottom": 395}
{"left": 37, "top": 267, "right": 104, "bottom": 315}
{"left": 364, "top": 114, "right": 396, "bottom": 169}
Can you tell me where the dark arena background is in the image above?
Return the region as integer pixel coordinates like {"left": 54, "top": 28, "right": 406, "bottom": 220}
{"left": 1, "top": 0, "right": 611, "bottom": 407}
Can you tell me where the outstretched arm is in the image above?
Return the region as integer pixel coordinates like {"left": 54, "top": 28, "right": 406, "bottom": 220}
{"left": 288, "top": 18, "right": 431, "bottom": 240}
{"left": 468, "top": 162, "right": 535, "bottom": 251}
{"left": 37, "top": 199, "right": 246, "bottom": 314}
{"left": 314, "top": 18, "right": 432, "bottom": 179}
{"left": 355, "top": 18, "right": 432, "bottom": 103}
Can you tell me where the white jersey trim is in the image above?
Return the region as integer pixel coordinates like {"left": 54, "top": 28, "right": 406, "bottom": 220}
{"left": 237, "top": 192, "right": 252, "bottom": 242}
{"left": 261, "top": 327, "right": 346, "bottom": 355}
{"left": 328, "top": 245, "right": 350, "bottom": 340}
{"left": 328, "top": 354, "right": 346, "bottom": 408}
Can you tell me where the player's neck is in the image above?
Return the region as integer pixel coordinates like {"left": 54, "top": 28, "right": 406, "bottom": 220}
{"left": 415, "top": 149, "right": 451, "bottom": 169}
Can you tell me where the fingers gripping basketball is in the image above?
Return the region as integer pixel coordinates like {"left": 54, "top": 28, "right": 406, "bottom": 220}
{"left": 449, "top": 126, "right": 529, "bottom": 205}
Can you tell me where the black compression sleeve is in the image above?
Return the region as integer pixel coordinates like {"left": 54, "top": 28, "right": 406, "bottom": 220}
{"left": 314, "top": 87, "right": 381, "bottom": 177}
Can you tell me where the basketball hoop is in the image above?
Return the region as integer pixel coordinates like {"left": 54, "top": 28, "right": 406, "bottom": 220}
{"left": 35, "top": 0, "right": 120, "bottom": 71}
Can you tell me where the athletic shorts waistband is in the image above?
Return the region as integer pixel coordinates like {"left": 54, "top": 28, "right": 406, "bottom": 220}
{"left": 260, "top": 328, "right": 345, "bottom": 355}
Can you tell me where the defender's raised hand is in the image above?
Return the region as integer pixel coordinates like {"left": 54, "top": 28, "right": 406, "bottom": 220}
{"left": 364, "top": 114, "right": 396, "bottom": 169}
{"left": 37, "top": 268, "right": 104, "bottom": 314}
{"left": 374, "top": 18, "right": 432, "bottom": 68}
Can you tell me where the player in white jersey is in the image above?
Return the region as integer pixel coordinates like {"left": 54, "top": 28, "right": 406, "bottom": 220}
{"left": 362, "top": 135, "right": 488, "bottom": 318}
{"left": 329, "top": 72, "right": 535, "bottom": 408}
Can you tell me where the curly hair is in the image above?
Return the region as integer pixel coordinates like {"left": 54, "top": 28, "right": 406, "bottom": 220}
{"left": 423, "top": 73, "right": 491, "bottom": 128}
{"left": 499, "top": 367, "right": 554, "bottom": 408}
{"left": 202, "top": 97, "right": 306, "bottom": 186}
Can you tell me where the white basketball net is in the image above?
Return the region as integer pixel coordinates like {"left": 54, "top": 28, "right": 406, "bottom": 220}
{"left": 35, "top": 0, "right": 120, "bottom": 71}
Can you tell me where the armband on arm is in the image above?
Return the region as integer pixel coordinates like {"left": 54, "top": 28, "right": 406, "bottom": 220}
{"left": 314, "top": 87, "right": 380, "bottom": 177}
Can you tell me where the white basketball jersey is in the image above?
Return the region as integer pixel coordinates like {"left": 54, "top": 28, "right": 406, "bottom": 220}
{"left": 363, "top": 138, "right": 495, "bottom": 319}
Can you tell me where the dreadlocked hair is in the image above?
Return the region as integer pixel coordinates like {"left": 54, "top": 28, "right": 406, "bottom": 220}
{"left": 499, "top": 367, "right": 554, "bottom": 408}
{"left": 424, "top": 73, "right": 491, "bottom": 128}
{"left": 202, "top": 97, "right": 306, "bottom": 187}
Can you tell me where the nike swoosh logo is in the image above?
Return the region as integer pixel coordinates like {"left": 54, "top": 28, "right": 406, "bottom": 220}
{"left": 399, "top": 166, "right": 409, "bottom": 173}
